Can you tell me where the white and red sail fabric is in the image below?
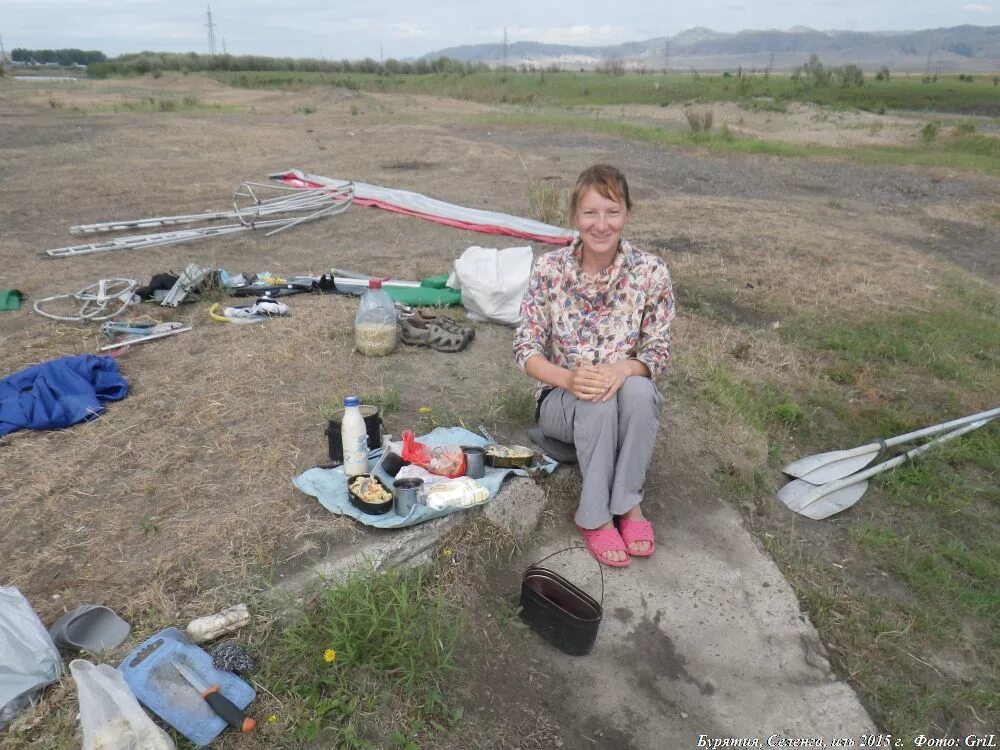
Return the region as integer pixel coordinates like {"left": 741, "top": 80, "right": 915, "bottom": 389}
{"left": 270, "top": 168, "right": 576, "bottom": 246}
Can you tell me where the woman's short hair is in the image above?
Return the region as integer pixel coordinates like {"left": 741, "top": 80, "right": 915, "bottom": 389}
{"left": 569, "top": 164, "right": 632, "bottom": 219}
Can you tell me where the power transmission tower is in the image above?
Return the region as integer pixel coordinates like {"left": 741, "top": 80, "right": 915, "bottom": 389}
{"left": 222, "top": 37, "right": 227, "bottom": 55}
{"left": 663, "top": 39, "right": 670, "bottom": 72}
{"left": 206, "top": 5, "right": 217, "bottom": 56}
{"left": 502, "top": 26, "right": 509, "bottom": 71}
{"left": 0, "top": 35, "right": 6, "bottom": 64}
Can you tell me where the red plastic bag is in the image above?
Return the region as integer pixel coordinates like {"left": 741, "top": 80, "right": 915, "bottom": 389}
{"left": 401, "top": 430, "right": 466, "bottom": 478}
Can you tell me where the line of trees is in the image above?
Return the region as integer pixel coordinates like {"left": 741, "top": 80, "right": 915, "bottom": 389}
{"left": 87, "top": 52, "right": 489, "bottom": 78}
{"left": 790, "top": 54, "right": 865, "bottom": 87}
{"left": 11, "top": 48, "right": 106, "bottom": 66}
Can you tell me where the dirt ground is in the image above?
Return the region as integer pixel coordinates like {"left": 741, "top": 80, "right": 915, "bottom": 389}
{"left": 2, "top": 74, "right": 998, "bottom": 746}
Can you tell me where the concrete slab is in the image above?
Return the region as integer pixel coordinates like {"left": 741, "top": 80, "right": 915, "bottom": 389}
{"left": 515, "top": 492, "right": 876, "bottom": 747}
{"left": 280, "top": 464, "right": 874, "bottom": 745}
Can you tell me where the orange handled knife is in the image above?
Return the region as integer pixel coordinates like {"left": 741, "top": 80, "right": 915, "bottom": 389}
{"left": 171, "top": 661, "right": 255, "bottom": 733}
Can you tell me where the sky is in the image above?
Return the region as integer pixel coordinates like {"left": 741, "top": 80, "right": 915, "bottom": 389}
{"left": 1, "top": 0, "right": 995, "bottom": 60}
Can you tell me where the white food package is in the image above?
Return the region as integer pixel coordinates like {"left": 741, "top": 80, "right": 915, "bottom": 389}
{"left": 423, "top": 477, "right": 489, "bottom": 510}
{"left": 70, "top": 660, "right": 175, "bottom": 750}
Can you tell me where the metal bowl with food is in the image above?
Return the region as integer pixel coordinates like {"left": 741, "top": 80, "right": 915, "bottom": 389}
{"left": 347, "top": 473, "right": 394, "bottom": 515}
{"left": 483, "top": 444, "right": 539, "bottom": 469}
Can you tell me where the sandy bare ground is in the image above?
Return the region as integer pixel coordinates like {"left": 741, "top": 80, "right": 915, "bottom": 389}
{"left": 1, "top": 74, "right": 998, "bottom": 747}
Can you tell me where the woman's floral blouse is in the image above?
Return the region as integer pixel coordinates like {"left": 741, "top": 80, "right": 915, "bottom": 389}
{"left": 513, "top": 239, "right": 676, "bottom": 393}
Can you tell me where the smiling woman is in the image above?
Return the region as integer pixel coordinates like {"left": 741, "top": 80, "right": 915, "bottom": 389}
{"left": 512, "top": 164, "right": 676, "bottom": 568}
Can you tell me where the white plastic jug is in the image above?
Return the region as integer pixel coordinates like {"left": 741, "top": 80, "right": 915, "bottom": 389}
{"left": 341, "top": 396, "right": 369, "bottom": 476}
{"left": 354, "top": 279, "right": 397, "bottom": 356}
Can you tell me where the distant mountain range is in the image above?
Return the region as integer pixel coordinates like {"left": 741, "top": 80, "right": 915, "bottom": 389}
{"left": 424, "top": 25, "right": 1000, "bottom": 72}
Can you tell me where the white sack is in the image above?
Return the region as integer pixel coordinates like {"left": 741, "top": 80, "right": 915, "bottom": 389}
{"left": 447, "top": 245, "right": 534, "bottom": 326}
{"left": 0, "top": 587, "right": 62, "bottom": 729}
{"left": 70, "top": 660, "right": 175, "bottom": 750}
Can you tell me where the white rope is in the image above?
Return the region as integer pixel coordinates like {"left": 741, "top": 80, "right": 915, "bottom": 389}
{"left": 33, "top": 278, "right": 139, "bottom": 321}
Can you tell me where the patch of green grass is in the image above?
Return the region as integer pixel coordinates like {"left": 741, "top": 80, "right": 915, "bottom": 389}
{"left": 700, "top": 363, "right": 806, "bottom": 433}
{"left": 210, "top": 70, "right": 1000, "bottom": 116}
{"left": 921, "top": 120, "right": 941, "bottom": 143}
{"left": 361, "top": 384, "right": 401, "bottom": 415}
{"left": 493, "top": 380, "right": 538, "bottom": 424}
{"left": 952, "top": 119, "right": 978, "bottom": 136}
{"left": 875, "top": 425, "right": 1000, "bottom": 514}
{"left": 849, "top": 512, "right": 1000, "bottom": 626}
{"left": 783, "top": 290, "right": 1000, "bottom": 389}
{"left": 105, "top": 96, "right": 227, "bottom": 113}
{"left": 321, "top": 385, "right": 400, "bottom": 420}
{"left": 261, "top": 566, "right": 464, "bottom": 746}
{"left": 417, "top": 405, "right": 487, "bottom": 434}
{"left": 762, "top": 530, "right": 998, "bottom": 736}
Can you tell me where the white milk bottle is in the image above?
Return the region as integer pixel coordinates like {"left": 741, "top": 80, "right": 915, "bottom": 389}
{"left": 341, "top": 396, "right": 369, "bottom": 476}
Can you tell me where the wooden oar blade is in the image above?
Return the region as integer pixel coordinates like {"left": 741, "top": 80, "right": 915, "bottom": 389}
{"left": 791, "top": 450, "right": 879, "bottom": 485}
{"left": 777, "top": 477, "right": 868, "bottom": 517}
{"left": 798, "top": 481, "right": 869, "bottom": 520}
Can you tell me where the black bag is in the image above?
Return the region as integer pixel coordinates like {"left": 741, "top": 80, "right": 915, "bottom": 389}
{"left": 519, "top": 547, "right": 603, "bottom": 656}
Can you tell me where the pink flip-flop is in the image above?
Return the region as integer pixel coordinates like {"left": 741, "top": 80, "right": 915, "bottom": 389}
{"left": 577, "top": 525, "right": 631, "bottom": 568}
{"left": 617, "top": 517, "right": 655, "bottom": 558}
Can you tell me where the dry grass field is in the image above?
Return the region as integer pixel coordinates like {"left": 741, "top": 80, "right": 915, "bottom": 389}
{"left": 1, "top": 73, "right": 998, "bottom": 747}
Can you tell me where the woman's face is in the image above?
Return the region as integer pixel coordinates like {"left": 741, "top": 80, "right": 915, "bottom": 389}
{"left": 574, "top": 187, "right": 628, "bottom": 263}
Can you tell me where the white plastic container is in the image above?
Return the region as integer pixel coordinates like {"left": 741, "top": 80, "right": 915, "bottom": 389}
{"left": 354, "top": 279, "right": 398, "bottom": 356}
{"left": 341, "top": 396, "right": 370, "bottom": 476}
{"left": 185, "top": 603, "right": 250, "bottom": 644}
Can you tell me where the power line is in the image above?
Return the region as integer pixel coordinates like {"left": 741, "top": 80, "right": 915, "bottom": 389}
{"left": 206, "top": 4, "right": 217, "bottom": 56}
{"left": 502, "top": 26, "right": 508, "bottom": 71}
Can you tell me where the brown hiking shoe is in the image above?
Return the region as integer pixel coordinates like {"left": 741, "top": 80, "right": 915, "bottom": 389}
{"left": 416, "top": 310, "right": 475, "bottom": 341}
{"left": 400, "top": 317, "right": 472, "bottom": 352}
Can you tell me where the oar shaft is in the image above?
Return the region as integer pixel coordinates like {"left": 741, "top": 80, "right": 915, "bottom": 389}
{"left": 883, "top": 406, "right": 1000, "bottom": 448}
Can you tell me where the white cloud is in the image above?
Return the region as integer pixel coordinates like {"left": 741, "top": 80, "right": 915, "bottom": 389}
{"left": 386, "top": 23, "right": 429, "bottom": 39}
{"left": 962, "top": 3, "right": 992, "bottom": 11}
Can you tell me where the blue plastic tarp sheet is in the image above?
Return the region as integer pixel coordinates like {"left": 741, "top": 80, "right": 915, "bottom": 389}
{"left": 293, "top": 427, "right": 557, "bottom": 529}
{"left": 0, "top": 355, "right": 128, "bottom": 438}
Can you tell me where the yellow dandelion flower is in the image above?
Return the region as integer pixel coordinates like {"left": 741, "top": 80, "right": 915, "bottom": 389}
{"left": 324, "top": 648, "right": 336, "bottom": 663}
{"left": 419, "top": 406, "right": 432, "bottom": 414}
{"left": 442, "top": 547, "right": 453, "bottom": 557}
{"left": 266, "top": 715, "right": 277, "bottom": 725}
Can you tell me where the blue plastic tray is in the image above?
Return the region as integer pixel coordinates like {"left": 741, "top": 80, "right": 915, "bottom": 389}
{"left": 118, "top": 627, "right": 255, "bottom": 747}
